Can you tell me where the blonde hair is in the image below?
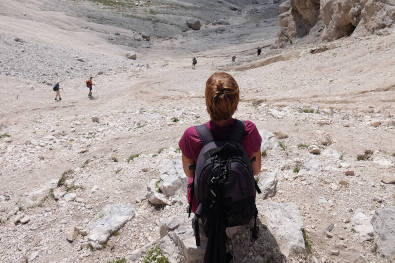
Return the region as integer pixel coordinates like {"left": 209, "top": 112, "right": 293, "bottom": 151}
{"left": 205, "top": 72, "right": 240, "bottom": 121}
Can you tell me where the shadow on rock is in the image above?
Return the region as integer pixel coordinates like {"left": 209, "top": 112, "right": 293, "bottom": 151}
{"left": 227, "top": 218, "right": 286, "bottom": 263}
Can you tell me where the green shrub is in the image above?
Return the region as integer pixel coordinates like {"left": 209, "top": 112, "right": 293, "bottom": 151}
{"left": 279, "top": 142, "right": 286, "bottom": 151}
{"left": 107, "top": 258, "right": 126, "bottom": 263}
{"left": 155, "top": 179, "right": 162, "bottom": 193}
{"left": 142, "top": 245, "right": 169, "bottom": 263}
{"left": 297, "top": 143, "right": 308, "bottom": 149}
{"left": 127, "top": 153, "right": 140, "bottom": 163}
{"left": 357, "top": 150, "right": 373, "bottom": 161}
{"left": 58, "top": 169, "right": 73, "bottom": 187}
{"left": 0, "top": 133, "right": 10, "bottom": 139}
{"left": 301, "top": 228, "right": 312, "bottom": 254}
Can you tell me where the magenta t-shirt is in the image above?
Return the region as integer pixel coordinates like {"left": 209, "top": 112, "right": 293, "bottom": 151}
{"left": 178, "top": 118, "right": 262, "bottom": 212}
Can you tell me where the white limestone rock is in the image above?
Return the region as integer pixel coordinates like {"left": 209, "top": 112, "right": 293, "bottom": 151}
{"left": 259, "top": 201, "right": 305, "bottom": 257}
{"left": 87, "top": 203, "right": 135, "bottom": 249}
{"left": 371, "top": 206, "right": 395, "bottom": 258}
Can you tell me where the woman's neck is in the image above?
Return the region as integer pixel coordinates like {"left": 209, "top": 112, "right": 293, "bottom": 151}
{"left": 212, "top": 118, "right": 233, "bottom": 127}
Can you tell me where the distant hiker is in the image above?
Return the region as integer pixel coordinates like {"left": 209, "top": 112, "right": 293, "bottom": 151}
{"left": 257, "top": 47, "right": 262, "bottom": 56}
{"left": 192, "top": 57, "right": 197, "bottom": 69}
{"left": 232, "top": 55, "right": 236, "bottom": 62}
{"left": 86, "top": 77, "right": 94, "bottom": 98}
{"left": 53, "top": 82, "right": 62, "bottom": 101}
{"left": 179, "top": 72, "right": 262, "bottom": 262}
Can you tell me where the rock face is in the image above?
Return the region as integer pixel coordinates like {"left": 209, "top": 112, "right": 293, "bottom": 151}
{"left": 371, "top": 206, "right": 395, "bottom": 258}
{"left": 259, "top": 202, "right": 305, "bottom": 257}
{"left": 87, "top": 204, "right": 135, "bottom": 249}
{"left": 258, "top": 172, "right": 278, "bottom": 199}
{"left": 158, "top": 159, "right": 187, "bottom": 197}
{"left": 146, "top": 179, "right": 170, "bottom": 206}
{"left": 321, "top": 0, "right": 362, "bottom": 41}
{"left": 351, "top": 210, "right": 374, "bottom": 241}
{"left": 291, "top": 0, "right": 321, "bottom": 36}
{"left": 276, "top": 0, "right": 395, "bottom": 45}
{"left": 259, "top": 129, "right": 279, "bottom": 153}
{"left": 186, "top": 19, "right": 201, "bottom": 30}
{"left": 126, "top": 52, "right": 137, "bottom": 60}
{"left": 356, "top": 0, "right": 395, "bottom": 35}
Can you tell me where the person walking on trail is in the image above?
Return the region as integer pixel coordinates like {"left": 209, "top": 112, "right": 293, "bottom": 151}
{"left": 192, "top": 57, "right": 197, "bottom": 69}
{"left": 257, "top": 47, "right": 262, "bottom": 56}
{"left": 179, "top": 72, "right": 262, "bottom": 262}
{"left": 86, "top": 77, "right": 94, "bottom": 98}
{"left": 53, "top": 82, "right": 62, "bottom": 101}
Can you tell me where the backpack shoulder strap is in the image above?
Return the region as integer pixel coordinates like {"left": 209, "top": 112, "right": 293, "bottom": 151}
{"left": 195, "top": 124, "right": 214, "bottom": 145}
{"left": 228, "top": 119, "right": 245, "bottom": 142}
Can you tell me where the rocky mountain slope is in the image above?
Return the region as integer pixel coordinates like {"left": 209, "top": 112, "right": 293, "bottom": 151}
{"left": 276, "top": 0, "right": 395, "bottom": 47}
{"left": 0, "top": 0, "right": 394, "bottom": 263}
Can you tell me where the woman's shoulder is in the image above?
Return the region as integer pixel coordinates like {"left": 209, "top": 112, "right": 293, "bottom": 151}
{"left": 182, "top": 126, "right": 199, "bottom": 138}
{"left": 243, "top": 120, "right": 259, "bottom": 134}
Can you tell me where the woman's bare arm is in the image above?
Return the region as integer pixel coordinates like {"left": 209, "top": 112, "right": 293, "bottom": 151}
{"left": 182, "top": 154, "right": 195, "bottom": 178}
{"left": 251, "top": 151, "right": 261, "bottom": 176}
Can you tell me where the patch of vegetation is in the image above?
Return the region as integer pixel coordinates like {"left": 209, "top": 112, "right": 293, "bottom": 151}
{"left": 155, "top": 179, "right": 162, "bottom": 193}
{"left": 299, "top": 108, "right": 315, "bottom": 114}
{"left": 356, "top": 150, "right": 373, "bottom": 161}
{"left": 175, "top": 147, "right": 181, "bottom": 153}
{"left": 127, "top": 153, "right": 140, "bottom": 163}
{"left": 149, "top": 8, "right": 156, "bottom": 15}
{"left": 293, "top": 165, "right": 301, "bottom": 174}
{"left": 136, "top": 123, "right": 146, "bottom": 129}
{"left": 81, "top": 159, "right": 90, "bottom": 168}
{"left": 98, "top": 213, "right": 104, "bottom": 219}
{"left": 157, "top": 147, "right": 165, "bottom": 154}
{"left": 278, "top": 142, "right": 286, "bottom": 151}
{"left": 0, "top": 133, "right": 10, "bottom": 139}
{"left": 115, "top": 168, "right": 122, "bottom": 174}
{"left": 171, "top": 117, "right": 179, "bottom": 123}
{"left": 261, "top": 151, "right": 267, "bottom": 158}
{"left": 349, "top": 208, "right": 353, "bottom": 213}
{"left": 111, "top": 156, "right": 118, "bottom": 162}
{"left": 301, "top": 228, "right": 312, "bottom": 254}
{"left": 107, "top": 258, "right": 126, "bottom": 263}
{"left": 351, "top": 228, "right": 356, "bottom": 233}
{"left": 66, "top": 185, "right": 85, "bottom": 192}
{"left": 57, "top": 169, "right": 73, "bottom": 187}
{"left": 297, "top": 143, "right": 308, "bottom": 149}
{"left": 89, "top": 0, "right": 134, "bottom": 9}
{"left": 152, "top": 154, "right": 158, "bottom": 158}
{"left": 142, "top": 244, "right": 169, "bottom": 263}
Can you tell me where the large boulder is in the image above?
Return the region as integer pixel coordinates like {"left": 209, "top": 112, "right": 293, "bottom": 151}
{"left": 371, "top": 206, "right": 395, "bottom": 258}
{"left": 158, "top": 159, "right": 187, "bottom": 197}
{"left": 258, "top": 172, "right": 278, "bottom": 199}
{"left": 321, "top": 0, "right": 362, "bottom": 41}
{"left": 291, "top": 0, "right": 321, "bottom": 36}
{"left": 259, "top": 202, "right": 305, "bottom": 257}
{"left": 146, "top": 179, "right": 170, "bottom": 206}
{"left": 356, "top": 0, "right": 395, "bottom": 35}
{"left": 276, "top": 0, "right": 395, "bottom": 45}
{"left": 87, "top": 203, "right": 135, "bottom": 249}
{"left": 186, "top": 19, "right": 201, "bottom": 30}
{"left": 259, "top": 129, "right": 279, "bottom": 153}
{"left": 351, "top": 210, "right": 374, "bottom": 241}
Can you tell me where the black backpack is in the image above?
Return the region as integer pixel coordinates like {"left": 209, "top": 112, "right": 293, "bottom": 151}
{"left": 188, "top": 120, "right": 261, "bottom": 263}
